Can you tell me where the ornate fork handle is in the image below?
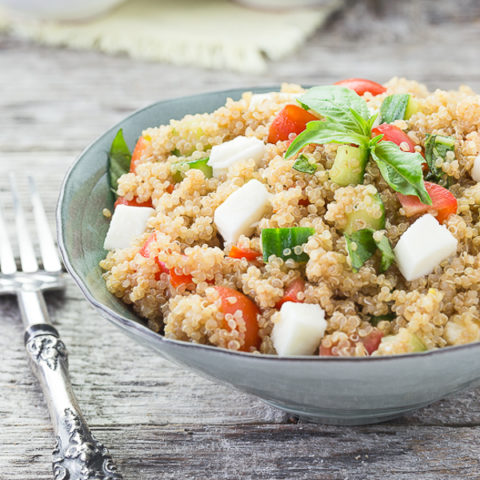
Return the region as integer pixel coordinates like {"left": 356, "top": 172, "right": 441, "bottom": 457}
{"left": 25, "top": 322, "right": 123, "bottom": 480}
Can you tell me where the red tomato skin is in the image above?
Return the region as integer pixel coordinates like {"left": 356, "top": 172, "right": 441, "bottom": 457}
{"left": 275, "top": 278, "right": 305, "bottom": 309}
{"left": 372, "top": 124, "right": 416, "bottom": 153}
{"left": 228, "top": 246, "right": 261, "bottom": 261}
{"left": 397, "top": 181, "right": 457, "bottom": 224}
{"left": 268, "top": 105, "right": 318, "bottom": 144}
{"left": 129, "top": 136, "right": 149, "bottom": 173}
{"left": 362, "top": 329, "right": 384, "bottom": 355}
{"left": 214, "top": 286, "right": 260, "bottom": 352}
{"left": 114, "top": 196, "right": 153, "bottom": 209}
{"left": 169, "top": 269, "right": 193, "bottom": 288}
{"left": 166, "top": 183, "right": 175, "bottom": 194}
{"left": 334, "top": 78, "right": 386, "bottom": 96}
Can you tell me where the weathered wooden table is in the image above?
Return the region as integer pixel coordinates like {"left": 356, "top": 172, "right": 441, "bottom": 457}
{"left": 2, "top": 2, "right": 480, "bottom": 478}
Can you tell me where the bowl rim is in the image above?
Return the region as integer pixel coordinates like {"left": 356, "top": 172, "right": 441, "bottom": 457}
{"left": 56, "top": 86, "right": 480, "bottom": 364}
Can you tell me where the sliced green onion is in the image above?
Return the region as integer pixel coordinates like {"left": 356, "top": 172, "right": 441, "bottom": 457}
{"left": 261, "top": 227, "right": 315, "bottom": 263}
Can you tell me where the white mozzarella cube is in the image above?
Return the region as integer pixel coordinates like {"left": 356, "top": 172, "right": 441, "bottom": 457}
{"left": 103, "top": 204, "right": 154, "bottom": 250}
{"left": 272, "top": 302, "right": 327, "bottom": 356}
{"left": 471, "top": 153, "right": 480, "bottom": 182}
{"left": 394, "top": 214, "right": 457, "bottom": 281}
{"left": 214, "top": 179, "right": 269, "bottom": 245}
{"left": 207, "top": 136, "right": 266, "bottom": 177}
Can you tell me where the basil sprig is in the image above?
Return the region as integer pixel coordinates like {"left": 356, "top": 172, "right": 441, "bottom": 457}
{"left": 108, "top": 129, "right": 131, "bottom": 196}
{"left": 285, "top": 86, "right": 431, "bottom": 205}
{"left": 344, "top": 228, "right": 395, "bottom": 273}
{"left": 380, "top": 94, "right": 410, "bottom": 123}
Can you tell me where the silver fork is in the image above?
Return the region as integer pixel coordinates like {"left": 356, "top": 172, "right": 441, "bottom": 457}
{"left": 1, "top": 174, "right": 123, "bottom": 480}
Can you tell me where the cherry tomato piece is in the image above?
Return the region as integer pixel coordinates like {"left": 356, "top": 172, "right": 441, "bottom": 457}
{"left": 228, "top": 246, "right": 261, "bottom": 261}
{"left": 362, "top": 329, "right": 384, "bottom": 355}
{"left": 372, "top": 124, "right": 417, "bottom": 153}
{"left": 275, "top": 278, "right": 305, "bottom": 309}
{"left": 268, "top": 105, "right": 318, "bottom": 144}
{"left": 114, "top": 196, "right": 153, "bottom": 209}
{"left": 129, "top": 136, "right": 149, "bottom": 173}
{"left": 214, "top": 286, "right": 260, "bottom": 352}
{"left": 334, "top": 78, "right": 386, "bottom": 96}
{"left": 397, "top": 181, "right": 457, "bottom": 224}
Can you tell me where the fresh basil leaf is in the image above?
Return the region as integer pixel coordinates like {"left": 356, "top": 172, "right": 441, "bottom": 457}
{"left": 374, "top": 233, "right": 395, "bottom": 272}
{"left": 369, "top": 313, "right": 395, "bottom": 326}
{"left": 108, "top": 129, "right": 131, "bottom": 196}
{"left": 298, "top": 86, "right": 370, "bottom": 135}
{"left": 344, "top": 229, "right": 377, "bottom": 272}
{"left": 292, "top": 154, "right": 317, "bottom": 174}
{"left": 285, "top": 120, "right": 369, "bottom": 159}
{"left": 370, "top": 141, "right": 432, "bottom": 205}
{"left": 380, "top": 94, "right": 410, "bottom": 123}
{"left": 424, "top": 134, "right": 455, "bottom": 186}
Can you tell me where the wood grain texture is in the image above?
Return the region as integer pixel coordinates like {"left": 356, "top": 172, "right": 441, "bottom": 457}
{"left": 1, "top": 1, "right": 480, "bottom": 478}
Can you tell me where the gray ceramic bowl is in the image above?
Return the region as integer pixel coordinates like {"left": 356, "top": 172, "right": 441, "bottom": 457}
{"left": 57, "top": 88, "right": 480, "bottom": 425}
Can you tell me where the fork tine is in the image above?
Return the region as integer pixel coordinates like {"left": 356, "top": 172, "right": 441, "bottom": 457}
{"left": 0, "top": 199, "right": 17, "bottom": 274}
{"left": 9, "top": 172, "right": 38, "bottom": 273}
{"left": 28, "top": 175, "right": 62, "bottom": 272}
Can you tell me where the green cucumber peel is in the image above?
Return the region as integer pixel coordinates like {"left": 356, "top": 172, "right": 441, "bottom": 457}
{"left": 261, "top": 227, "right": 315, "bottom": 263}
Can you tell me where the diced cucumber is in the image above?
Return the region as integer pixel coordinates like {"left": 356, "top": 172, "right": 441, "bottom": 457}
{"left": 404, "top": 97, "right": 420, "bottom": 119}
{"left": 343, "top": 193, "right": 385, "bottom": 235}
{"left": 380, "top": 331, "right": 427, "bottom": 353}
{"left": 380, "top": 94, "right": 420, "bottom": 123}
{"left": 261, "top": 227, "right": 315, "bottom": 263}
{"left": 172, "top": 157, "right": 212, "bottom": 182}
{"left": 329, "top": 145, "right": 368, "bottom": 186}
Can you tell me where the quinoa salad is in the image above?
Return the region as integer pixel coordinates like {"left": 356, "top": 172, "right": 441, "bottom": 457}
{"left": 100, "top": 77, "right": 480, "bottom": 357}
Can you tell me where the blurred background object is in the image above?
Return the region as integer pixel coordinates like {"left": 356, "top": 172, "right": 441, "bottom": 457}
{"left": 0, "top": 0, "right": 343, "bottom": 72}
{"left": 0, "top": 0, "right": 126, "bottom": 21}
{"left": 0, "top": 0, "right": 342, "bottom": 73}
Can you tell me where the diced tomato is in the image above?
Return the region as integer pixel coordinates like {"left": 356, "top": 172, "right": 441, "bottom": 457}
{"left": 268, "top": 105, "right": 318, "bottom": 144}
{"left": 228, "top": 246, "right": 261, "bottom": 261}
{"left": 275, "top": 278, "right": 305, "bottom": 309}
{"left": 166, "top": 184, "right": 175, "bottom": 194}
{"left": 114, "top": 196, "right": 153, "bottom": 209}
{"left": 129, "top": 136, "right": 149, "bottom": 173}
{"left": 319, "top": 328, "right": 384, "bottom": 356}
{"left": 334, "top": 78, "right": 386, "bottom": 96}
{"left": 397, "top": 181, "right": 457, "bottom": 224}
{"left": 214, "top": 286, "right": 260, "bottom": 352}
{"left": 372, "top": 124, "right": 417, "bottom": 153}
{"left": 298, "top": 198, "right": 310, "bottom": 206}
{"left": 139, "top": 232, "right": 192, "bottom": 286}
{"left": 362, "top": 329, "right": 384, "bottom": 355}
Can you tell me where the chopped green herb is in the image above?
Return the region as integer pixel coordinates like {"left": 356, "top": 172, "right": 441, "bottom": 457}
{"left": 424, "top": 134, "right": 455, "bottom": 186}
{"left": 345, "top": 228, "right": 395, "bottom": 273}
{"left": 374, "top": 233, "right": 395, "bottom": 272}
{"left": 108, "top": 129, "right": 131, "bottom": 197}
{"left": 171, "top": 148, "right": 181, "bottom": 156}
{"left": 380, "top": 94, "right": 410, "bottom": 123}
{"left": 344, "top": 229, "right": 377, "bottom": 272}
{"left": 285, "top": 85, "right": 431, "bottom": 205}
{"left": 293, "top": 154, "right": 318, "bottom": 174}
{"left": 261, "top": 227, "right": 315, "bottom": 263}
{"left": 171, "top": 157, "right": 212, "bottom": 182}
{"left": 369, "top": 313, "right": 395, "bottom": 326}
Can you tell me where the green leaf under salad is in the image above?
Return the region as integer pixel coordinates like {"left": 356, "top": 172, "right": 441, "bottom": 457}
{"left": 292, "top": 154, "right": 318, "bottom": 174}
{"left": 424, "top": 134, "right": 455, "bottom": 186}
{"left": 108, "top": 129, "right": 131, "bottom": 196}
{"left": 380, "top": 94, "right": 410, "bottom": 124}
{"left": 285, "top": 85, "right": 432, "bottom": 205}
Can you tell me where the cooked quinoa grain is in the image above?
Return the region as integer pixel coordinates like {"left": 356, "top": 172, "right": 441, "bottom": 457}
{"left": 101, "top": 79, "right": 480, "bottom": 357}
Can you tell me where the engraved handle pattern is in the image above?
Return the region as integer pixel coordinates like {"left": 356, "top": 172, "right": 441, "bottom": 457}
{"left": 25, "top": 327, "right": 123, "bottom": 480}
